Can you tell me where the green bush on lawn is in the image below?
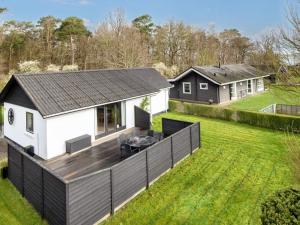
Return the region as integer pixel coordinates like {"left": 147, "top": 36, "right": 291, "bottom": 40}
{"left": 169, "top": 100, "right": 300, "bottom": 132}
{"left": 261, "top": 188, "right": 300, "bottom": 225}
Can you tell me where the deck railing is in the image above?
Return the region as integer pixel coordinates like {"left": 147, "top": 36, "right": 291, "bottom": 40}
{"left": 7, "top": 118, "right": 201, "bottom": 225}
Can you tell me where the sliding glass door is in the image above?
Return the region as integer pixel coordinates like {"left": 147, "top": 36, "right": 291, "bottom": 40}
{"left": 96, "top": 102, "right": 125, "bottom": 138}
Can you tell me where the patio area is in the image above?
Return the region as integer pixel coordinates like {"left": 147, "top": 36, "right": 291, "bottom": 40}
{"left": 42, "top": 127, "right": 148, "bottom": 181}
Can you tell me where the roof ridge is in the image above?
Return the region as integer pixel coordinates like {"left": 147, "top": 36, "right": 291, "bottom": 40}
{"left": 13, "top": 67, "right": 157, "bottom": 77}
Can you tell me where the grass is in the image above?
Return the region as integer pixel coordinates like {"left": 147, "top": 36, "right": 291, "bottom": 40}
{"left": 102, "top": 112, "right": 298, "bottom": 225}
{"left": 228, "top": 85, "right": 300, "bottom": 112}
{"left": 0, "top": 112, "right": 297, "bottom": 225}
{"left": 0, "top": 160, "right": 47, "bottom": 225}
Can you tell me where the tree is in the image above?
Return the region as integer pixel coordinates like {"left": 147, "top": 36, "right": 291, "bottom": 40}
{"left": 37, "top": 16, "right": 60, "bottom": 65}
{"left": 0, "top": 8, "right": 6, "bottom": 14}
{"left": 56, "top": 17, "right": 90, "bottom": 65}
{"left": 132, "top": 14, "right": 155, "bottom": 36}
{"left": 1, "top": 20, "right": 34, "bottom": 71}
{"left": 219, "top": 29, "right": 251, "bottom": 64}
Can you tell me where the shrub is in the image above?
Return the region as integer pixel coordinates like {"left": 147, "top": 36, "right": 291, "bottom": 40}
{"left": 261, "top": 188, "right": 300, "bottom": 225}
{"left": 18, "top": 60, "right": 41, "bottom": 73}
{"left": 140, "top": 96, "right": 150, "bottom": 112}
{"left": 46, "top": 64, "right": 61, "bottom": 72}
{"left": 169, "top": 100, "right": 300, "bottom": 132}
{"left": 62, "top": 64, "right": 78, "bottom": 71}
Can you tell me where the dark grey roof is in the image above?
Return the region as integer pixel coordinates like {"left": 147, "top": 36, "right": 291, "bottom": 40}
{"left": 1, "top": 68, "right": 171, "bottom": 117}
{"left": 172, "top": 64, "right": 269, "bottom": 85}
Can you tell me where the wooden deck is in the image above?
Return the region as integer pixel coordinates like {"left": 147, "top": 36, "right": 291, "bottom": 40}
{"left": 43, "top": 128, "right": 147, "bottom": 181}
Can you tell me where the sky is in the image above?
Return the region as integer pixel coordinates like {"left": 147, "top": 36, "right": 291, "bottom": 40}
{"left": 0, "top": 0, "right": 296, "bottom": 38}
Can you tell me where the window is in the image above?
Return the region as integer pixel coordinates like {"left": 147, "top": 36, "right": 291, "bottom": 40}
{"left": 247, "top": 80, "right": 252, "bottom": 93}
{"left": 182, "top": 82, "right": 191, "bottom": 94}
{"left": 199, "top": 83, "right": 208, "bottom": 90}
{"left": 26, "top": 112, "right": 34, "bottom": 133}
{"left": 257, "top": 79, "right": 263, "bottom": 91}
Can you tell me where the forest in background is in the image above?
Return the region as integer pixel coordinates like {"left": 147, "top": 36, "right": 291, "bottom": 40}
{"left": 0, "top": 4, "right": 298, "bottom": 89}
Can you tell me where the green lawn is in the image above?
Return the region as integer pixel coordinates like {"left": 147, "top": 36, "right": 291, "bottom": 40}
{"left": 0, "top": 112, "right": 297, "bottom": 225}
{"left": 0, "top": 160, "right": 47, "bottom": 225}
{"left": 228, "top": 86, "right": 300, "bottom": 112}
{"left": 103, "top": 112, "right": 297, "bottom": 225}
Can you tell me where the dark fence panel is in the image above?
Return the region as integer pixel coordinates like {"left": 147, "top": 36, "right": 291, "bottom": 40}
{"left": 190, "top": 123, "right": 201, "bottom": 150}
{"left": 276, "top": 104, "right": 300, "bottom": 116}
{"left": 7, "top": 118, "right": 201, "bottom": 225}
{"left": 44, "top": 170, "right": 66, "bottom": 225}
{"left": 172, "top": 127, "right": 191, "bottom": 164}
{"left": 7, "top": 142, "right": 67, "bottom": 225}
{"left": 134, "top": 106, "right": 151, "bottom": 130}
{"left": 23, "top": 156, "right": 43, "bottom": 215}
{"left": 8, "top": 145, "right": 23, "bottom": 194}
{"left": 112, "top": 151, "right": 147, "bottom": 208}
{"left": 162, "top": 118, "right": 192, "bottom": 137}
{"left": 68, "top": 169, "right": 111, "bottom": 225}
{"left": 147, "top": 137, "right": 172, "bottom": 183}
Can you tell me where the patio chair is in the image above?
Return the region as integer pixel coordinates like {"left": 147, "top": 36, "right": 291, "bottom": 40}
{"left": 120, "top": 143, "right": 138, "bottom": 159}
{"left": 148, "top": 130, "right": 163, "bottom": 141}
{"left": 117, "top": 133, "right": 127, "bottom": 145}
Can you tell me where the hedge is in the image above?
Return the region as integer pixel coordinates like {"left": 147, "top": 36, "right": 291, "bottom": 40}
{"left": 169, "top": 100, "right": 300, "bottom": 132}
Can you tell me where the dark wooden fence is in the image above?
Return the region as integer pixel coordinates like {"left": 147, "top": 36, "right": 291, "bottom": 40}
{"left": 134, "top": 106, "right": 151, "bottom": 130}
{"left": 7, "top": 142, "right": 67, "bottom": 225}
{"left": 7, "top": 118, "right": 201, "bottom": 225}
{"left": 276, "top": 104, "right": 300, "bottom": 117}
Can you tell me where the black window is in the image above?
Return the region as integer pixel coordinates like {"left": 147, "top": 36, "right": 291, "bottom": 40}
{"left": 26, "top": 112, "right": 34, "bottom": 133}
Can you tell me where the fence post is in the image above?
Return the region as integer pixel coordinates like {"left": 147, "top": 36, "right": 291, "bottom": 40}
{"left": 65, "top": 182, "right": 69, "bottom": 225}
{"left": 41, "top": 169, "right": 45, "bottom": 219}
{"left": 171, "top": 136, "right": 174, "bottom": 168}
{"left": 110, "top": 168, "right": 114, "bottom": 215}
{"left": 146, "top": 150, "right": 149, "bottom": 189}
{"left": 189, "top": 126, "right": 193, "bottom": 155}
{"left": 21, "top": 153, "right": 24, "bottom": 197}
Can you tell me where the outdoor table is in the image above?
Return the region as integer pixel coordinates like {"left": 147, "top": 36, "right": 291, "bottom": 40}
{"left": 127, "top": 135, "right": 157, "bottom": 151}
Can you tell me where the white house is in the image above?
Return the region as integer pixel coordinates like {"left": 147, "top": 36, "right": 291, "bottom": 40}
{"left": 0, "top": 68, "right": 171, "bottom": 160}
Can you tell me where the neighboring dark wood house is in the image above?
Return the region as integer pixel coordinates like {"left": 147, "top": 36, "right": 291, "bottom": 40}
{"left": 168, "top": 64, "right": 270, "bottom": 104}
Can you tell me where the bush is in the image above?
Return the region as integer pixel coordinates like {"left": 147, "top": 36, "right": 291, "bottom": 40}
{"left": 18, "top": 60, "right": 41, "bottom": 73}
{"left": 261, "top": 188, "right": 300, "bottom": 225}
{"left": 169, "top": 100, "right": 300, "bottom": 132}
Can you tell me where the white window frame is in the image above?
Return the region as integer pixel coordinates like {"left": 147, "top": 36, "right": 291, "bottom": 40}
{"left": 26, "top": 112, "right": 34, "bottom": 134}
{"left": 182, "top": 82, "right": 191, "bottom": 94}
{"left": 199, "top": 83, "right": 208, "bottom": 90}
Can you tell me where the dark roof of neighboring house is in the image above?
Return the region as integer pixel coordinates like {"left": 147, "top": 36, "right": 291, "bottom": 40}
{"left": 169, "top": 64, "right": 270, "bottom": 85}
{"left": 0, "top": 68, "right": 171, "bottom": 117}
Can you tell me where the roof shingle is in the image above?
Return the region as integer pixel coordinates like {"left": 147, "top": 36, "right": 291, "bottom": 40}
{"left": 4, "top": 68, "right": 171, "bottom": 117}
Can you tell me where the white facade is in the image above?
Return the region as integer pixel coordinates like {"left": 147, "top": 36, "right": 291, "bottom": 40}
{"left": 4, "top": 88, "right": 170, "bottom": 160}
{"left": 3, "top": 103, "right": 47, "bottom": 158}
{"left": 46, "top": 108, "right": 95, "bottom": 160}
{"left": 150, "top": 88, "right": 169, "bottom": 115}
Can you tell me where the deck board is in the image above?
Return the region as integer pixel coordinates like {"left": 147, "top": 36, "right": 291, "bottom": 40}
{"left": 42, "top": 128, "right": 147, "bottom": 181}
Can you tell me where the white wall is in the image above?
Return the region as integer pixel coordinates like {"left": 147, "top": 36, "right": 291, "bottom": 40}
{"left": 46, "top": 108, "right": 95, "bottom": 159}
{"left": 125, "top": 97, "right": 145, "bottom": 129}
{"left": 3, "top": 102, "right": 47, "bottom": 159}
{"left": 150, "top": 88, "right": 169, "bottom": 115}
